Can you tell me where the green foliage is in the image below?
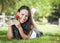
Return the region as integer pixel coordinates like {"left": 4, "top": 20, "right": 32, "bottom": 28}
{"left": 0, "top": 0, "right": 60, "bottom": 19}
{"left": 16, "top": 0, "right": 51, "bottom": 17}
{"left": 0, "top": 0, "right": 20, "bottom": 13}
{"left": 51, "top": 0, "right": 60, "bottom": 5}
{"left": 50, "top": 0, "right": 60, "bottom": 18}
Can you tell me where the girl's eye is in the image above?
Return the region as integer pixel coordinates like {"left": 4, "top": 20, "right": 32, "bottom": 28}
{"left": 22, "top": 14, "right": 24, "bottom": 15}
{"left": 25, "top": 15, "right": 28, "bottom": 17}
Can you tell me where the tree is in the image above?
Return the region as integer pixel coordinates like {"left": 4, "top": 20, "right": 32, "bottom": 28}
{"left": 0, "top": 0, "right": 20, "bottom": 14}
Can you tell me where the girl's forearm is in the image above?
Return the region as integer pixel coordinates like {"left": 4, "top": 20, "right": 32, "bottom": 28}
{"left": 17, "top": 25, "right": 29, "bottom": 39}
{"left": 7, "top": 26, "right": 13, "bottom": 39}
{"left": 31, "top": 16, "right": 38, "bottom": 29}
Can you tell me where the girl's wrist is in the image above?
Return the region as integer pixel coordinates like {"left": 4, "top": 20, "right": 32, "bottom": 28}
{"left": 16, "top": 24, "right": 21, "bottom": 29}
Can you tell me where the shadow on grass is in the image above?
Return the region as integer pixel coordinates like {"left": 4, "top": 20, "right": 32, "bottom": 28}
{"left": 0, "top": 31, "right": 7, "bottom": 35}
{"left": 0, "top": 31, "right": 60, "bottom": 43}
{"left": 0, "top": 31, "right": 8, "bottom": 41}
{"left": 44, "top": 32, "right": 60, "bottom": 37}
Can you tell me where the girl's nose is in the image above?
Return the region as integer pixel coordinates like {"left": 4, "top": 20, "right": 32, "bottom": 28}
{"left": 23, "top": 15, "right": 26, "bottom": 19}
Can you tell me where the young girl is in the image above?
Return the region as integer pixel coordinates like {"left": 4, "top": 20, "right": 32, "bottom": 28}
{"left": 7, "top": 5, "right": 43, "bottom": 39}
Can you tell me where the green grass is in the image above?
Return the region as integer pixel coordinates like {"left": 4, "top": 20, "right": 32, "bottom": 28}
{"left": 0, "top": 24, "right": 60, "bottom": 43}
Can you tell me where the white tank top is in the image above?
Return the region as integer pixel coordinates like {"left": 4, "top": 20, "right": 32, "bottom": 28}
{"left": 29, "top": 29, "right": 37, "bottom": 39}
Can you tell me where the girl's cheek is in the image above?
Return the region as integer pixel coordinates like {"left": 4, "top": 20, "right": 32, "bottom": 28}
{"left": 26, "top": 17, "right": 28, "bottom": 20}
{"left": 20, "top": 16, "right": 22, "bottom": 19}
{"left": 20, "top": 15, "right": 23, "bottom": 18}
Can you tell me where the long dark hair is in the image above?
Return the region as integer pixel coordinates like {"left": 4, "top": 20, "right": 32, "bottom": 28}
{"left": 17, "top": 5, "right": 33, "bottom": 35}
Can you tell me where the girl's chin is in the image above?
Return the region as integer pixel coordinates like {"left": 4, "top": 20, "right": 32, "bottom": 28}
{"left": 19, "top": 20, "right": 26, "bottom": 23}
{"left": 20, "top": 22, "right": 24, "bottom": 23}
{"left": 20, "top": 21, "right": 25, "bottom": 23}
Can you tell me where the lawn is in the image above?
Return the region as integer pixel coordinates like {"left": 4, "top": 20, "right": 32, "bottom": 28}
{"left": 0, "top": 24, "right": 60, "bottom": 43}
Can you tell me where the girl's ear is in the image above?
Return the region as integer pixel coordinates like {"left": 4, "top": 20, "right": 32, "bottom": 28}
{"left": 16, "top": 12, "right": 20, "bottom": 19}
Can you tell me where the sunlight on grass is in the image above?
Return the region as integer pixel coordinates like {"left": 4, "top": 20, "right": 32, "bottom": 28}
{"left": 0, "top": 27, "right": 8, "bottom": 31}
{"left": 0, "top": 24, "right": 60, "bottom": 43}
{"left": 37, "top": 24, "right": 60, "bottom": 36}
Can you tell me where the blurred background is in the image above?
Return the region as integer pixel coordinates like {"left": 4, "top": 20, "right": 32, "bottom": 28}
{"left": 0, "top": 0, "right": 60, "bottom": 43}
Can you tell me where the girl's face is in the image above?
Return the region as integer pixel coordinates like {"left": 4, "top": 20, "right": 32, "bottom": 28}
{"left": 18, "top": 9, "right": 29, "bottom": 23}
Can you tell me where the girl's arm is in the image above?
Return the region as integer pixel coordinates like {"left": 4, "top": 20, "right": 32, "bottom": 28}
{"left": 7, "top": 20, "right": 13, "bottom": 39}
{"left": 31, "top": 7, "right": 38, "bottom": 29}
{"left": 17, "top": 25, "right": 32, "bottom": 39}
{"left": 31, "top": 15, "right": 38, "bottom": 29}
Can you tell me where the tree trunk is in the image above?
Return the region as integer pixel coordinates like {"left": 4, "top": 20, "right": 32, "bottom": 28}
{"left": 1, "top": 0, "right": 4, "bottom": 13}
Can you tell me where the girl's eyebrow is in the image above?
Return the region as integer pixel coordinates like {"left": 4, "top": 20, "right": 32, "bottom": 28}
{"left": 21, "top": 13, "right": 28, "bottom": 15}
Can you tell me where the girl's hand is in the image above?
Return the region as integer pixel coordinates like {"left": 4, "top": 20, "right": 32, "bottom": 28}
{"left": 13, "top": 20, "right": 20, "bottom": 27}
{"left": 31, "top": 7, "right": 36, "bottom": 17}
{"left": 8, "top": 20, "right": 14, "bottom": 27}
